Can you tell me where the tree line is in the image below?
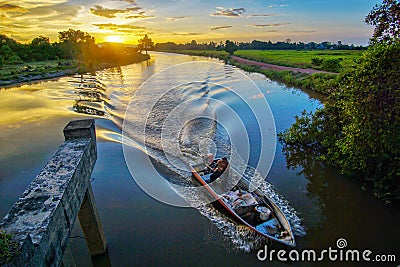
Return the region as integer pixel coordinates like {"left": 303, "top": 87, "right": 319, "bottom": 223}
{"left": 0, "top": 29, "right": 149, "bottom": 67}
{"left": 154, "top": 39, "right": 366, "bottom": 54}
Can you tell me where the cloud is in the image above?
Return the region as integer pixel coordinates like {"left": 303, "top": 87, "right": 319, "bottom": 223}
{"left": 211, "top": 7, "right": 245, "bottom": 17}
{"left": 111, "top": 0, "right": 137, "bottom": 5}
{"left": 166, "top": 16, "right": 190, "bottom": 22}
{"left": 171, "top": 32, "right": 202, "bottom": 36}
{"left": 290, "top": 30, "right": 316, "bottom": 33}
{"left": 250, "top": 92, "right": 273, "bottom": 99}
{"left": 248, "top": 14, "right": 276, "bottom": 17}
{"left": 0, "top": 3, "right": 27, "bottom": 13}
{"left": 268, "top": 4, "right": 289, "bottom": 8}
{"left": 10, "top": 3, "right": 82, "bottom": 21}
{"left": 0, "top": 3, "right": 84, "bottom": 42}
{"left": 210, "top": 25, "right": 232, "bottom": 31}
{"left": 2, "top": 1, "right": 66, "bottom": 9}
{"left": 127, "top": 14, "right": 155, "bottom": 19}
{"left": 93, "top": 23, "right": 147, "bottom": 32}
{"left": 90, "top": 5, "right": 141, "bottom": 18}
{"left": 4, "top": 23, "right": 30, "bottom": 28}
{"left": 10, "top": 34, "right": 30, "bottom": 42}
{"left": 251, "top": 23, "right": 290, "bottom": 27}
{"left": 127, "top": 10, "right": 155, "bottom": 19}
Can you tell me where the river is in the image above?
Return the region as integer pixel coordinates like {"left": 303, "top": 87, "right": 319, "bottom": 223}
{"left": 0, "top": 52, "right": 399, "bottom": 266}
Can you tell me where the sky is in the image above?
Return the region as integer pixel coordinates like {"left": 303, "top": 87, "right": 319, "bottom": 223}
{"left": 0, "top": 0, "right": 382, "bottom": 46}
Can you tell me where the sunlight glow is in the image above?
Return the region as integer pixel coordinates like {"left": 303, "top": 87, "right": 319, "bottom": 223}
{"left": 106, "top": 35, "right": 123, "bottom": 43}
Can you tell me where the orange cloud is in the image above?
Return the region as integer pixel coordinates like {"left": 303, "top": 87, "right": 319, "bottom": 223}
{"left": 0, "top": 3, "right": 27, "bottom": 13}
{"left": 90, "top": 5, "right": 141, "bottom": 18}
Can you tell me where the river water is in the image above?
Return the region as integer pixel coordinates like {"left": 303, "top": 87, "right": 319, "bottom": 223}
{"left": 0, "top": 52, "right": 399, "bottom": 266}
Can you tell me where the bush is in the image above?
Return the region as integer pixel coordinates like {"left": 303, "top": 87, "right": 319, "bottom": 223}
{"left": 7, "top": 54, "right": 23, "bottom": 64}
{"left": 311, "top": 57, "right": 323, "bottom": 66}
{"left": 280, "top": 40, "right": 400, "bottom": 201}
{"left": 321, "top": 58, "right": 342, "bottom": 72}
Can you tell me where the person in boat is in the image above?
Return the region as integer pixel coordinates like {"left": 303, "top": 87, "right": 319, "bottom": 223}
{"left": 225, "top": 190, "right": 259, "bottom": 224}
{"left": 209, "top": 157, "right": 228, "bottom": 182}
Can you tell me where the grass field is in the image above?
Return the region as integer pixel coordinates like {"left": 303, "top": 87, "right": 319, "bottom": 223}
{"left": 234, "top": 50, "right": 365, "bottom": 71}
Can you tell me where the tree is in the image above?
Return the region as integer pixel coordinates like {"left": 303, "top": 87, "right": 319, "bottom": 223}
{"left": 31, "top": 36, "right": 50, "bottom": 46}
{"left": 58, "top": 29, "right": 96, "bottom": 64}
{"left": 365, "top": 0, "right": 400, "bottom": 43}
{"left": 58, "top": 29, "right": 95, "bottom": 44}
{"left": 138, "top": 34, "right": 154, "bottom": 55}
{"left": 279, "top": 1, "right": 400, "bottom": 201}
{"left": 0, "top": 45, "right": 13, "bottom": 60}
{"left": 224, "top": 40, "right": 237, "bottom": 55}
{"left": 29, "top": 36, "right": 55, "bottom": 61}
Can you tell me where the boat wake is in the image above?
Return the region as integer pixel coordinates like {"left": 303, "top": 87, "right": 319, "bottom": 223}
{"left": 75, "top": 62, "right": 306, "bottom": 251}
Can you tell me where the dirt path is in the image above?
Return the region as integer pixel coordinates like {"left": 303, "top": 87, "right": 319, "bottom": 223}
{"left": 231, "top": 56, "right": 335, "bottom": 74}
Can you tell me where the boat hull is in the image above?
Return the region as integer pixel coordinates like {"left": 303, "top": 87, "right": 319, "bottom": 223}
{"left": 191, "top": 162, "right": 295, "bottom": 247}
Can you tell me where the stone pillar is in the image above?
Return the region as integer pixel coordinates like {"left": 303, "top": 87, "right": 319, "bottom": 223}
{"left": 63, "top": 119, "right": 107, "bottom": 256}
{"left": 63, "top": 119, "right": 97, "bottom": 155}
{"left": 78, "top": 186, "right": 107, "bottom": 256}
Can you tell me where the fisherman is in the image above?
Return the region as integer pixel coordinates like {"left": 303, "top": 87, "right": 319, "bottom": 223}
{"left": 209, "top": 157, "right": 228, "bottom": 182}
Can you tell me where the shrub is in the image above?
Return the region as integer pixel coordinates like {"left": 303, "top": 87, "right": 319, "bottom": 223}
{"left": 7, "top": 54, "right": 23, "bottom": 64}
{"left": 280, "top": 40, "right": 400, "bottom": 201}
{"left": 321, "top": 58, "right": 342, "bottom": 72}
{"left": 311, "top": 57, "right": 323, "bottom": 66}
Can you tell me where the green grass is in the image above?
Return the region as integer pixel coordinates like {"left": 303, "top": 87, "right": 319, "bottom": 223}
{"left": 0, "top": 60, "right": 76, "bottom": 81}
{"left": 234, "top": 50, "right": 364, "bottom": 72}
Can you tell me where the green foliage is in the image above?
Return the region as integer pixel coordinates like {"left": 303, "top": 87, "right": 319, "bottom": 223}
{"left": 321, "top": 58, "right": 342, "bottom": 72}
{"left": 311, "top": 57, "right": 323, "bottom": 66}
{"left": 224, "top": 40, "right": 237, "bottom": 55}
{"left": 280, "top": 40, "right": 400, "bottom": 201}
{"left": 0, "top": 230, "right": 18, "bottom": 265}
{"left": 278, "top": 110, "right": 324, "bottom": 146}
{"left": 7, "top": 54, "right": 23, "bottom": 64}
{"left": 58, "top": 29, "right": 96, "bottom": 62}
{"left": 365, "top": 0, "right": 400, "bottom": 43}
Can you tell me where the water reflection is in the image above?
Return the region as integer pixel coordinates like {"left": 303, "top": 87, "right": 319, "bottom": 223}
{"left": 70, "top": 75, "right": 109, "bottom": 117}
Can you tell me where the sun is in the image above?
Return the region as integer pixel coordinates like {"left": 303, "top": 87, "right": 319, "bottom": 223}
{"left": 106, "top": 35, "right": 123, "bottom": 43}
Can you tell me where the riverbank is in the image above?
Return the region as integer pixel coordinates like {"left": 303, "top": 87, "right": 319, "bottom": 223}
{"left": 0, "top": 55, "right": 150, "bottom": 88}
{"left": 161, "top": 49, "right": 361, "bottom": 96}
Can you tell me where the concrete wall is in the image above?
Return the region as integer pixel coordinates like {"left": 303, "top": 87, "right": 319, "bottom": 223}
{"left": 1, "top": 119, "right": 106, "bottom": 267}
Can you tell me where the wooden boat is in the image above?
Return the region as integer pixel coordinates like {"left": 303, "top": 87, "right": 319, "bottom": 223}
{"left": 191, "top": 160, "right": 296, "bottom": 247}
